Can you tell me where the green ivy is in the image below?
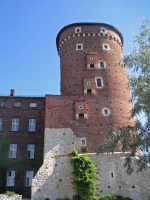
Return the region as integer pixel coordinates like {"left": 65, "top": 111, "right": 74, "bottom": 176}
{"left": 0, "top": 135, "right": 43, "bottom": 197}
{"left": 70, "top": 149, "right": 97, "bottom": 200}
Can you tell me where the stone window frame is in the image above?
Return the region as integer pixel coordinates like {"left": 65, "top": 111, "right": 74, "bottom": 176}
{"left": 99, "top": 60, "right": 106, "bottom": 69}
{"left": 76, "top": 43, "right": 83, "bottom": 51}
{"left": 11, "top": 118, "right": 19, "bottom": 132}
{"left": 9, "top": 144, "right": 17, "bottom": 159}
{"left": 14, "top": 102, "right": 21, "bottom": 108}
{"left": 28, "top": 119, "right": 36, "bottom": 132}
{"left": 0, "top": 118, "right": 2, "bottom": 131}
{"left": 95, "top": 77, "right": 104, "bottom": 88}
{"left": 6, "top": 170, "right": 15, "bottom": 186}
{"left": 27, "top": 144, "right": 35, "bottom": 159}
{"left": 30, "top": 103, "right": 37, "bottom": 108}
{"left": 79, "top": 105, "right": 83, "bottom": 109}
{"left": 75, "top": 27, "right": 82, "bottom": 33}
{"left": 81, "top": 138, "right": 86, "bottom": 146}
{"left": 87, "top": 82, "right": 91, "bottom": 85}
{"left": 100, "top": 27, "right": 107, "bottom": 33}
{"left": 102, "top": 107, "right": 110, "bottom": 116}
{"left": 25, "top": 171, "right": 34, "bottom": 186}
{"left": 103, "top": 43, "right": 110, "bottom": 51}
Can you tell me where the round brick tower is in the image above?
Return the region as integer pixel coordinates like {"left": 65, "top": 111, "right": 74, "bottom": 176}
{"left": 56, "top": 23, "right": 135, "bottom": 152}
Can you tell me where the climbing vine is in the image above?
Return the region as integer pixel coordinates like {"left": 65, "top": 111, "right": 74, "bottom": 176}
{"left": 0, "top": 135, "right": 43, "bottom": 196}
{"left": 70, "top": 149, "right": 97, "bottom": 200}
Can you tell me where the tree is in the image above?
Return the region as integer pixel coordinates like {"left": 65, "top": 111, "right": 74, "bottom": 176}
{"left": 97, "top": 18, "right": 150, "bottom": 174}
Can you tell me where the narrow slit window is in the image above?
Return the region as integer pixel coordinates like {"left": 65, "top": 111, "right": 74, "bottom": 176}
{"left": 81, "top": 139, "right": 86, "bottom": 146}
{"left": 97, "top": 79, "right": 102, "bottom": 87}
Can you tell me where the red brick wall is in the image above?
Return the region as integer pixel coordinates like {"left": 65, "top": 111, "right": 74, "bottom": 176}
{"left": 45, "top": 23, "right": 135, "bottom": 153}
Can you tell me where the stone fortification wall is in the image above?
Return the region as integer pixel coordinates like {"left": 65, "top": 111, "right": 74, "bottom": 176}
{"left": 0, "top": 195, "right": 22, "bottom": 200}
{"left": 32, "top": 128, "right": 150, "bottom": 200}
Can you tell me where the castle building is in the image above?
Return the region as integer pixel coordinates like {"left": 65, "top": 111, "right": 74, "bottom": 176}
{"left": 0, "top": 23, "right": 150, "bottom": 199}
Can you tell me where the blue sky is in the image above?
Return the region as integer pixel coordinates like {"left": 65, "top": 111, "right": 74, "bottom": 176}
{"left": 0, "top": 0, "right": 150, "bottom": 96}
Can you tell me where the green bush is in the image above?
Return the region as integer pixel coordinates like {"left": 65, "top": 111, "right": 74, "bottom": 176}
{"left": 4, "top": 191, "right": 17, "bottom": 197}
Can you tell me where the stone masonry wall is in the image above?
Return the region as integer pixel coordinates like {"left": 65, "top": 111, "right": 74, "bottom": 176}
{"left": 32, "top": 128, "right": 150, "bottom": 200}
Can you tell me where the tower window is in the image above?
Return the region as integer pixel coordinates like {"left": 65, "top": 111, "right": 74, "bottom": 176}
{"left": 81, "top": 138, "right": 86, "bottom": 146}
{"left": 100, "top": 27, "right": 107, "bottom": 33}
{"left": 103, "top": 44, "right": 110, "bottom": 50}
{"left": 76, "top": 44, "right": 83, "bottom": 51}
{"left": 100, "top": 61, "right": 106, "bottom": 68}
{"left": 95, "top": 77, "right": 103, "bottom": 88}
{"left": 75, "top": 27, "right": 82, "bottom": 33}
{"left": 79, "top": 105, "right": 83, "bottom": 109}
{"left": 102, "top": 107, "right": 110, "bottom": 116}
{"left": 90, "top": 57, "right": 94, "bottom": 60}
{"left": 87, "top": 82, "right": 91, "bottom": 85}
{"left": 90, "top": 64, "right": 94, "bottom": 68}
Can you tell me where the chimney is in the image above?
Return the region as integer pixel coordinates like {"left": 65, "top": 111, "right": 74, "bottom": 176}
{"left": 10, "top": 89, "right": 15, "bottom": 96}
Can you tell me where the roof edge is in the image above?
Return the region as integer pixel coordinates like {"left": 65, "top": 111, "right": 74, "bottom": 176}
{"left": 56, "top": 22, "right": 124, "bottom": 52}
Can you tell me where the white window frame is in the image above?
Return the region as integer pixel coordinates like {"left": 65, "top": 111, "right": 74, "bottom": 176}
{"left": 11, "top": 118, "right": 19, "bottom": 131}
{"left": 75, "top": 27, "right": 82, "bottom": 33}
{"left": 0, "top": 102, "right": 5, "bottom": 107}
{"left": 7, "top": 170, "right": 15, "bottom": 186}
{"left": 81, "top": 138, "right": 86, "bottom": 146}
{"left": 99, "top": 60, "right": 106, "bottom": 69}
{"left": 25, "top": 171, "right": 34, "bottom": 186}
{"left": 14, "top": 102, "right": 21, "bottom": 107}
{"left": 76, "top": 43, "right": 83, "bottom": 51}
{"left": 28, "top": 119, "right": 36, "bottom": 132}
{"left": 30, "top": 103, "right": 37, "bottom": 108}
{"left": 100, "top": 27, "right": 107, "bottom": 33}
{"left": 0, "top": 118, "right": 2, "bottom": 131}
{"left": 79, "top": 105, "right": 83, "bottom": 109}
{"left": 102, "top": 107, "right": 110, "bottom": 116}
{"left": 103, "top": 43, "right": 110, "bottom": 51}
{"left": 95, "top": 77, "right": 103, "bottom": 88}
{"left": 9, "top": 144, "right": 17, "bottom": 158}
{"left": 27, "top": 144, "right": 35, "bottom": 159}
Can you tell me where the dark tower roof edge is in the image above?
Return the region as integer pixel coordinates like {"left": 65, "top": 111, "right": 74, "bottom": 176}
{"left": 56, "top": 22, "right": 124, "bottom": 52}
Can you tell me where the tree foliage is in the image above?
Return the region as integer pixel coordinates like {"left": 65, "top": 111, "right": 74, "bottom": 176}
{"left": 70, "top": 149, "right": 97, "bottom": 200}
{"left": 97, "top": 18, "right": 150, "bottom": 174}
